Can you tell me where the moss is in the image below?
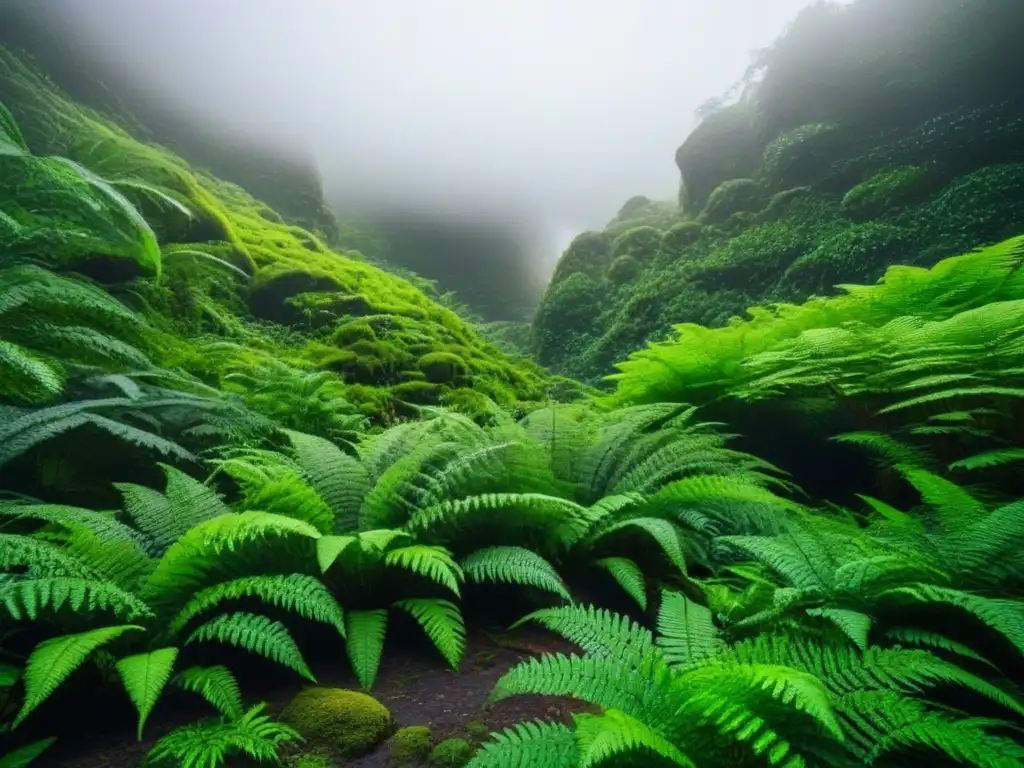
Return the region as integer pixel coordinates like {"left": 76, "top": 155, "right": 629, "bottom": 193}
{"left": 428, "top": 738, "right": 474, "bottom": 767}
{"left": 661, "top": 220, "right": 704, "bottom": 251}
{"left": 606, "top": 254, "right": 640, "bottom": 284}
{"left": 331, "top": 319, "right": 379, "bottom": 346}
{"left": 760, "top": 122, "right": 849, "bottom": 190}
{"left": 390, "top": 380, "right": 443, "bottom": 405}
{"left": 531, "top": 272, "right": 601, "bottom": 367}
{"left": 610, "top": 226, "right": 662, "bottom": 260}
{"left": 321, "top": 340, "right": 412, "bottom": 385}
{"left": 248, "top": 265, "right": 344, "bottom": 324}
{"left": 616, "top": 194, "right": 654, "bottom": 220}
{"left": 701, "top": 178, "right": 763, "bottom": 224}
{"left": 281, "top": 688, "right": 392, "bottom": 758}
{"left": 464, "top": 720, "right": 490, "bottom": 742}
{"left": 842, "top": 164, "right": 938, "bottom": 220}
{"left": 288, "top": 753, "right": 336, "bottom": 768}
{"left": 417, "top": 351, "right": 468, "bottom": 383}
{"left": 758, "top": 186, "right": 813, "bottom": 222}
{"left": 549, "top": 231, "right": 613, "bottom": 284}
{"left": 387, "top": 726, "right": 433, "bottom": 766}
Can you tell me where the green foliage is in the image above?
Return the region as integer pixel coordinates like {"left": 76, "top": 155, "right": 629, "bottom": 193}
{"left": 146, "top": 703, "right": 302, "bottom": 767}
{"left": 701, "top": 178, "right": 763, "bottom": 224}
{"left": 430, "top": 738, "right": 474, "bottom": 767}
{"left": 660, "top": 220, "right": 704, "bottom": 252}
{"left": 388, "top": 725, "right": 433, "bottom": 765}
{"left": 280, "top": 688, "right": 392, "bottom": 757}
{"left": 605, "top": 254, "right": 640, "bottom": 285}
{"left": 842, "top": 164, "right": 938, "bottom": 220}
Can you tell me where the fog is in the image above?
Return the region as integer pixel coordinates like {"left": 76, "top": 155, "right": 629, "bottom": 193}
{"left": 47, "top": 0, "right": 824, "bottom": 276}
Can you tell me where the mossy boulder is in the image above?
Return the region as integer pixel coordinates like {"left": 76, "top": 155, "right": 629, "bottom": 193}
{"left": 248, "top": 266, "right": 344, "bottom": 323}
{"left": 332, "top": 319, "right": 379, "bottom": 346}
{"left": 610, "top": 226, "right": 662, "bottom": 261}
{"left": 606, "top": 254, "right": 640, "bottom": 284}
{"left": 780, "top": 222, "right": 911, "bottom": 295}
{"left": 661, "top": 220, "right": 704, "bottom": 251}
{"left": 387, "top": 726, "right": 433, "bottom": 766}
{"left": 429, "top": 738, "right": 474, "bottom": 767}
{"left": 531, "top": 272, "right": 601, "bottom": 367}
{"left": 842, "top": 164, "right": 939, "bottom": 220}
{"left": 702, "top": 178, "right": 763, "bottom": 224}
{"left": 417, "top": 351, "right": 468, "bottom": 383}
{"left": 549, "top": 231, "right": 613, "bottom": 283}
{"left": 280, "top": 688, "right": 392, "bottom": 758}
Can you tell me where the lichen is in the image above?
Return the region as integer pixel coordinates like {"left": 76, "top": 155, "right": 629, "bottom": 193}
{"left": 280, "top": 687, "right": 392, "bottom": 758}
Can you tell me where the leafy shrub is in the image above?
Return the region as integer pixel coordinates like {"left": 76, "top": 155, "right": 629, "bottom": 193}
{"left": 610, "top": 226, "right": 662, "bottom": 260}
{"left": 548, "top": 231, "right": 612, "bottom": 284}
{"left": 531, "top": 273, "right": 601, "bottom": 366}
{"left": 760, "top": 121, "right": 845, "bottom": 189}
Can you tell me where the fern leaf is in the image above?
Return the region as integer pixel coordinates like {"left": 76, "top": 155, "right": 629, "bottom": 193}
{"left": 806, "top": 608, "right": 872, "bottom": 651}
{"left": 466, "top": 720, "right": 578, "bottom": 768}
{"left": 949, "top": 448, "right": 1024, "bottom": 471}
{"left": 116, "top": 647, "right": 178, "bottom": 740}
{"left": 394, "top": 598, "right": 466, "bottom": 671}
{"left": 345, "top": 608, "right": 388, "bottom": 689}
{"left": 574, "top": 708, "right": 696, "bottom": 767}
{"left": 185, "top": 612, "right": 315, "bottom": 682}
{"left": 589, "top": 517, "right": 688, "bottom": 575}
{"left": 595, "top": 557, "right": 646, "bottom": 610}
{"left": 0, "top": 738, "right": 56, "bottom": 768}
{"left": 169, "top": 574, "right": 345, "bottom": 638}
{"left": 173, "top": 665, "right": 244, "bottom": 719}
{"left": 14, "top": 624, "right": 143, "bottom": 727}
{"left": 316, "top": 534, "right": 359, "bottom": 573}
{"left": 463, "top": 546, "right": 570, "bottom": 601}
{"left": 657, "top": 590, "right": 724, "bottom": 668}
{"left": 284, "top": 429, "right": 368, "bottom": 531}
{"left": 0, "top": 577, "right": 153, "bottom": 621}
{"left": 385, "top": 545, "right": 464, "bottom": 596}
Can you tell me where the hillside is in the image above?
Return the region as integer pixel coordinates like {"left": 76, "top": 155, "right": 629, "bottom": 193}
{"left": 0, "top": 48, "right": 550, "bottom": 428}
{"left": 534, "top": 0, "right": 1024, "bottom": 383}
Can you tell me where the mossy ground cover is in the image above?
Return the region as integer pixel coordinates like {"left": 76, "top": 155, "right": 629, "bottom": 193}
{"left": 0, "top": 48, "right": 547, "bottom": 425}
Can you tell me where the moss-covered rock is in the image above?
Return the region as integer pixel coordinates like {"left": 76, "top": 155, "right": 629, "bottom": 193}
{"left": 842, "top": 164, "right": 939, "bottom": 220}
{"left": 281, "top": 688, "right": 392, "bottom": 758}
{"left": 760, "top": 122, "right": 850, "bottom": 190}
{"left": 661, "top": 220, "right": 704, "bottom": 251}
{"left": 531, "top": 272, "right": 601, "bottom": 367}
{"left": 549, "top": 231, "right": 613, "bottom": 284}
{"left": 429, "top": 738, "right": 474, "bottom": 767}
{"left": 610, "top": 226, "right": 662, "bottom": 261}
{"left": 464, "top": 720, "right": 491, "bottom": 742}
{"left": 288, "top": 753, "right": 337, "bottom": 768}
{"left": 248, "top": 265, "right": 344, "bottom": 324}
{"left": 781, "top": 222, "right": 911, "bottom": 295}
{"left": 387, "top": 726, "right": 433, "bottom": 766}
{"left": 701, "top": 178, "right": 763, "bottom": 224}
{"left": 417, "top": 351, "right": 468, "bottom": 383}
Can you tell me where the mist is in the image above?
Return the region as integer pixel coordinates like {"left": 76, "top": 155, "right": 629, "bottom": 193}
{"left": 42, "top": 0, "right": 823, "bottom": 277}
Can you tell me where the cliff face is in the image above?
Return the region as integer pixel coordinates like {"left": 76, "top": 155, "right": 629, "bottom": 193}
{"left": 534, "top": 0, "right": 1024, "bottom": 384}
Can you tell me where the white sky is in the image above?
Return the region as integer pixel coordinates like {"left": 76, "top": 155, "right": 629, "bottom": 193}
{"left": 56, "top": 0, "right": 832, "bottom": 274}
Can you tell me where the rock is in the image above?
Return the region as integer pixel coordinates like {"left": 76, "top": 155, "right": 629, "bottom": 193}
{"left": 429, "top": 737, "right": 474, "bottom": 767}
{"left": 281, "top": 687, "right": 392, "bottom": 758}
{"left": 387, "top": 725, "right": 433, "bottom": 766}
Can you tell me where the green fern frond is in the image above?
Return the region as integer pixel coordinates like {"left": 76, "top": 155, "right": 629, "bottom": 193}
{"left": 657, "top": 590, "right": 724, "bottom": 668}
{"left": 14, "top": 624, "right": 143, "bottom": 727}
{"left": 407, "top": 493, "right": 587, "bottom": 539}
{"left": 145, "top": 702, "right": 301, "bottom": 767}
{"left": 284, "top": 429, "right": 367, "bottom": 532}
{"left": 594, "top": 557, "right": 646, "bottom": 609}
{"left": 0, "top": 738, "right": 56, "bottom": 768}
{"left": 949, "top": 448, "right": 1024, "bottom": 471}
{"left": 316, "top": 534, "right": 360, "bottom": 573}
{"left": 883, "top": 627, "right": 997, "bottom": 668}
{"left": 0, "top": 501, "right": 142, "bottom": 544}
{"left": 173, "top": 665, "right": 244, "bottom": 719}
{"left": 0, "top": 533, "right": 99, "bottom": 579}
{"left": 466, "top": 720, "right": 578, "bottom": 768}
{"left": 394, "top": 598, "right": 466, "bottom": 670}
{"left": 805, "top": 608, "right": 872, "bottom": 651}
{"left": 463, "top": 546, "right": 570, "bottom": 600}
{"left": 185, "top": 612, "right": 315, "bottom": 682}
{"left": 574, "top": 708, "right": 696, "bottom": 767}
{"left": 345, "top": 608, "right": 388, "bottom": 689}
{"left": 587, "top": 517, "right": 688, "bottom": 575}
{"left": 0, "top": 577, "right": 152, "bottom": 621}
{"left": 168, "top": 574, "right": 345, "bottom": 638}
{"left": 116, "top": 647, "right": 178, "bottom": 740}
{"left": 385, "top": 545, "right": 464, "bottom": 596}
{"left": 0, "top": 340, "right": 63, "bottom": 403}
{"left": 513, "top": 603, "right": 657, "bottom": 663}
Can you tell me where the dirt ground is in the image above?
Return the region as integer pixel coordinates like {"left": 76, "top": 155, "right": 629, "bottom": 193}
{"left": 36, "top": 628, "right": 589, "bottom": 767}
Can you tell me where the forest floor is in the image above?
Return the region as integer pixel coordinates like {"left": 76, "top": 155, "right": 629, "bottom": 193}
{"left": 38, "top": 627, "right": 587, "bottom": 767}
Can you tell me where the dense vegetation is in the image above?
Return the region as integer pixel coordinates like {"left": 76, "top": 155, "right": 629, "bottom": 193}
{"left": 3, "top": 1, "right": 1024, "bottom": 766}
{"left": 533, "top": 0, "right": 1024, "bottom": 384}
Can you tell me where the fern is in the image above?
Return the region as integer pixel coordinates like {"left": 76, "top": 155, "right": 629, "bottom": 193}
{"left": 394, "top": 598, "right": 466, "bottom": 670}
{"left": 14, "top": 624, "right": 143, "bottom": 726}
{"left": 345, "top": 608, "right": 388, "bottom": 689}
{"left": 0, "top": 739, "right": 56, "bottom": 768}
{"left": 145, "top": 703, "right": 301, "bottom": 768}
{"left": 185, "top": 612, "right": 315, "bottom": 682}
{"left": 173, "top": 665, "right": 244, "bottom": 719}
{"left": 0, "top": 577, "right": 152, "bottom": 621}
{"left": 574, "top": 708, "right": 696, "bottom": 767}
{"left": 466, "top": 720, "right": 577, "bottom": 768}
{"left": 116, "top": 647, "right": 178, "bottom": 740}
{"left": 656, "top": 590, "right": 724, "bottom": 668}
{"left": 463, "top": 546, "right": 570, "bottom": 600}
{"left": 384, "top": 545, "right": 464, "bottom": 596}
